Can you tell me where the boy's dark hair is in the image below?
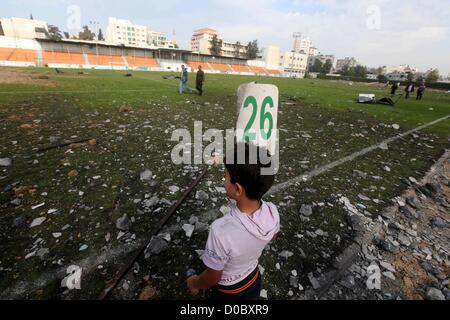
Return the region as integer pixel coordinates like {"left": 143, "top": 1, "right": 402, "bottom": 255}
{"left": 224, "top": 142, "right": 275, "bottom": 200}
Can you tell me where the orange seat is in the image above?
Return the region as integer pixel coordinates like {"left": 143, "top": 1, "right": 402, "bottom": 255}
{"left": 42, "top": 51, "right": 85, "bottom": 65}
{"left": 188, "top": 61, "right": 211, "bottom": 71}
{"left": 266, "top": 69, "right": 281, "bottom": 75}
{"left": 209, "top": 62, "right": 231, "bottom": 72}
{"left": 88, "top": 54, "right": 125, "bottom": 66}
{"left": 230, "top": 64, "right": 251, "bottom": 73}
{"left": 0, "top": 48, "right": 37, "bottom": 62}
{"left": 126, "top": 56, "right": 158, "bottom": 68}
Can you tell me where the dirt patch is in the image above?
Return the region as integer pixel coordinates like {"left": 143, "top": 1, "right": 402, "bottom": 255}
{"left": 0, "top": 68, "right": 54, "bottom": 86}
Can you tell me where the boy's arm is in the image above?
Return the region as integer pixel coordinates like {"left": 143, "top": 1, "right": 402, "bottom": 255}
{"left": 187, "top": 268, "right": 223, "bottom": 294}
{"left": 272, "top": 233, "right": 278, "bottom": 241}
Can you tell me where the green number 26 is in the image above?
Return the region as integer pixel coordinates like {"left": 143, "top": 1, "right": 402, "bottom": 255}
{"left": 243, "top": 95, "right": 274, "bottom": 142}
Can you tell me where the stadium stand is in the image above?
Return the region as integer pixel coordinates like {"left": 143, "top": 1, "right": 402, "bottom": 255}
{"left": 42, "top": 51, "right": 85, "bottom": 65}
{"left": 187, "top": 61, "right": 212, "bottom": 72}
{"left": 209, "top": 62, "right": 232, "bottom": 73}
{"left": 126, "top": 56, "right": 159, "bottom": 69}
{"left": 0, "top": 47, "right": 37, "bottom": 63}
{"left": 248, "top": 66, "right": 269, "bottom": 75}
{"left": 230, "top": 64, "right": 252, "bottom": 73}
{"left": 88, "top": 54, "right": 126, "bottom": 67}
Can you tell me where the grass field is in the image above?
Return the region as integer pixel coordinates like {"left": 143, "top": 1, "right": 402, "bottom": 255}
{"left": 0, "top": 67, "right": 449, "bottom": 299}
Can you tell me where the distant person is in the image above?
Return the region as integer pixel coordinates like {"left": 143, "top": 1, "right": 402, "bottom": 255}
{"left": 187, "top": 142, "right": 279, "bottom": 301}
{"left": 179, "top": 65, "right": 192, "bottom": 95}
{"left": 405, "top": 83, "right": 415, "bottom": 99}
{"left": 417, "top": 83, "right": 426, "bottom": 100}
{"left": 390, "top": 82, "right": 399, "bottom": 95}
{"left": 196, "top": 65, "right": 205, "bottom": 96}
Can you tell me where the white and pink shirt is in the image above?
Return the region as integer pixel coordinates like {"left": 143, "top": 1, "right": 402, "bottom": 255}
{"left": 202, "top": 201, "right": 280, "bottom": 286}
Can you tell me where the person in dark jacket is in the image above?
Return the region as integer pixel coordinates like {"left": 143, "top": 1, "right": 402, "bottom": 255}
{"left": 391, "top": 82, "right": 399, "bottom": 95}
{"left": 196, "top": 65, "right": 205, "bottom": 96}
{"left": 417, "top": 83, "right": 426, "bottom": 100}
{"left": 405, "top": 83, "right": 415, "bottom": 99}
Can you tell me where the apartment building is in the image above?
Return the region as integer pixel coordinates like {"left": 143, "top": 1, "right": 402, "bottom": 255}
{"left": 0, "top": 17, "right": 49, "bottom": 39}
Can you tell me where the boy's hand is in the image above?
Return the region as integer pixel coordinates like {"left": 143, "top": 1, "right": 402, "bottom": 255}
{"left": 187, "top": 275, "right": 200, "bottom": 295}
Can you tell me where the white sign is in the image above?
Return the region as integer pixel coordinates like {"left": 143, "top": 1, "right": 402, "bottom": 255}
{"left": 236, "top": 83, "right": 279, "bottom": 157}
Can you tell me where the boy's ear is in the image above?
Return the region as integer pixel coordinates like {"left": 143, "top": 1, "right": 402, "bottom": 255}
{"left": 235, "top": 183, "right": 246, "bottom": 198}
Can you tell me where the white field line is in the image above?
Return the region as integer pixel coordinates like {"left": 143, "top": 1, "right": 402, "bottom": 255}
{"left": 268, "top": 114, "right": 450, "bottom": 195}
{"left": 2, "top": 115, "right": 448, "bottom": 299}
{"left": 0, "top": 89, "right": 166, "bottom": 95}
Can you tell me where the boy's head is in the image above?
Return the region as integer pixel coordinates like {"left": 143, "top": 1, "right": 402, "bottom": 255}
{"left": 224, "top": 142, "right": 275, "bottom": 201}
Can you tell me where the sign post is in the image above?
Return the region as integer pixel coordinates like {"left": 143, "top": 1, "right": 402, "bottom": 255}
{"left": 235, "top": 82, "right": 279, "bottom": 174}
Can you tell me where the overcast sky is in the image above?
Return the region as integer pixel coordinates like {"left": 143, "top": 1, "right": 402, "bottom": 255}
{"left": 2, "top": 0, "right": 449, "bottom": 75}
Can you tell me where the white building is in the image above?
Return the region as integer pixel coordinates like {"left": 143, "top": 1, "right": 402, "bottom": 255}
{"left": 105, "top": 17, "right": 173, "bottom": 49}
{"left": 0, "top": 17, "right": 48, "bottom": 39}
{"left": 261, "top": 45, "right": 281, "bottom": 70}
{"left": 147, "top": 30, "right": 176, "bottom": 48}
{"left": 336, "top": 57, "right": 358, "bottom": 71}
{"left": 190, "top": 28, "right": 247, "bottom": 58}
{"left": 293, "top": 37, "right": 312, "bottom": 54}
{"left": 280, "top": 51, "right": 309, "bottom": 78}
{"left": 106, "top": 17, "right": 147, "bottom": 47}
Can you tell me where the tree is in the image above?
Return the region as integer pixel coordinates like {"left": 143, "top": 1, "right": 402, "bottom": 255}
{"left": 353, "top": 65, "right": 368, "bottom": 78}
{"left": 234, "top": 41, "right": 242, "bottom": 59}
{"left": 378, "top": 74, "right": 387, "bottom": 83}
{"left": 63, "top": 32, "right": 70, "bottom": 39}
{"left": 310, "top": 59, "right": 323, "bottom": 73}
{"left": 426, "top": 69, "right": 439, "bottom": 82}
{"left": 30, "top": 14, "right": 34, "bottom": 20}
{"left": 245, "top": 40, "right": 259, "bottom": 60}
{"left": 340, "top": 64, "right": 350, "bottom": 76}
{"left": 48, "top": 25, "right": 62, "bottom": 41}
{"left": 209, "top": 35, "right": 223, "bottom": 56}
{"left": 97, "top": 28, "right": 105, "bottom": 41}
{"left": 78, "top": 25, "right": 95, "bottom": 41}
{"left": 322, "top": 59, "right": 333, "bottom": 74}
{"left": 407, "top": 72, "right": 414, "bottom": 82}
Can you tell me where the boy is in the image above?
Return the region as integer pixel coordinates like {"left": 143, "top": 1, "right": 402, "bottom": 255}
{"left": 196, "top": 65, "right": 205, "bottom": 96}
{"left": 187, "top": 142, "right": 280, "bottom": 300}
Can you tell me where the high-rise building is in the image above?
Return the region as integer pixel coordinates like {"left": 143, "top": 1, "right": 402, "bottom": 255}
{"left": 105, "top": 17, "right": 172, "bottom": 48}
{"left": 106, "top": 17, "right": 147, "bottom": 47}
{"left": 293, "top": 37, "right": 312, "bottom": 54}
{"left": 261, "top": 45, "right": 281, "bottom": 69}
{"left": 190, "top": 28, "right": 248, "bottom": 58}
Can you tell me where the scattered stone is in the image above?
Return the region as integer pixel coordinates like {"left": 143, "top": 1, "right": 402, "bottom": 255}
{"left": 36, "top": 248, "right": 49, "bottom": 259}
{"left": 138, "top": 286, "right": 157, "bottom": 300}
{"left": 289, "top": 275, "right": 298, "bottom": 288}
{"left": 308, "top": 273, "right": 320, "bottom": 290}
{"left": 144, "top": 237, "right": 169, "bottom": 258}
{"left": 143, "top": 196, "right": 159, "bottom": 208}
{"left": 196, "top": 190, "right": 209, "bottom": 202}
{"left": 12, "top": 216, "right": 26, "bottom": 228}
{"left": 353, "top": 170, "right": 367, "bottom": 178}
{"left": 299, "top": 204, "right": 313, "bottom": 217}
{"left": 79, "top": 244, "right": 88, "bottom": 251}
{"left": 260, "top": 289, "right": 268, "bottom": 299}
{"left": 279, "top": 250, "right": 294, "bottom": 260}
{"left": 140, "top": 170, "right": 153, "bottom": 182}
{"left": 384, "top": 166, "right": 391, "bottom": 172}
{"left": 383, "top": 271, "right": 396, "bottom": 281}
{"left": 116, "top": 214, "right": 132, "bottom": 231}
{"left": 392, "top": 124, "right": 400, "bottom": 130}
{"left": 358, "top": 194, "right": 371, "bottom": 201}
{"left": 30, "top": 217, "right": 46, "bottom": 228}
{"left": 52, "top": 233, "right": 62, "bottom": 239}
{"left": 31, "top": 203, "right": 45, "bottom": 210}
{"left": 182, "top": 224, "right": 195, "bottom": 238}
{"left": 220, "top": 206, "right": 231, "bottom": 215}
{"left": 339, "top": 275, "right": 356, "bottom": 289}
{"left": 431, "top": 217, "right": 449, "bottom": 229}
{"left": 425, "top": 287, "right": 445, "bottom": 300}
{"left": 68, "top": 170, "right": 79, "bottom": 178}
{"left": 10, "top": 198, "right": 22, "bottom": 206}
{"left": 0, "top": 158, "right": 12, "bottom": 167}
{"left": 169, "top": 186, "right": 180, "bottom": 193}
{"left": 406, "top": 196, "right": 420, "bottom": 209}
